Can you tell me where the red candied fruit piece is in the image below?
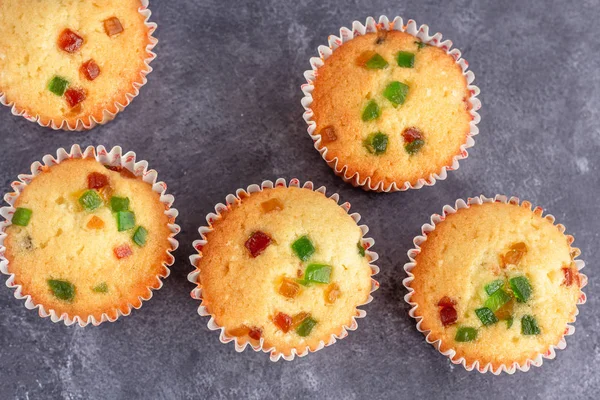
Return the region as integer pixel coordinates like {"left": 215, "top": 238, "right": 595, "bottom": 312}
{"left": 64, "top": 88, "right": 86, "bottom": 108}
{"left": 402, "top": 127, "right": 423, "bottom": 143}
{"left": 562, "top": 267, "right": 580, "bottom": 287}
{"left": 58, "top": 29, "right": 84, "bottom": 53}
{"left": 273, "top": 312, "right": 293, "bottom": 333}
{"left": 248, "top": 327, "right": 262, "bottom": 340}
{"left": 437, "top": 296, "right": 456, "bottom": 307}
{"left": 104, "top": 17, "right": 124, "bottom": 36}
{"left": 87, "top": 172, "right": 109, "bottom": 189}
{"left": 439, "top": 306, "right": 457, "bottom": 326}
{"left": 81, "top": 59, "right": 100, "bottom": 81}
{"left": 114, "top": 244, "right": 133, "bottom": 259}
{"left": 245, "top": 231, "right": 272, "bottom": 258}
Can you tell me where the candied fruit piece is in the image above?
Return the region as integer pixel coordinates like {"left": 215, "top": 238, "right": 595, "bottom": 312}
{"left": 562, "top": 266, "right": 579, "bottom": 287}
{"left": 87, "top": 215, "right": 105, "bottom": 230}
{"left": 110, "top": 196, "right": 130, "bottom": 212}
{"left": 521, "top": 315, "right": 541, "bottom": 335}
{"left": 439, "top": 306, "right": 457, "bottom": 326}
{"left": 279, "top": 277, "right": 300, "bottom": 299}
{"left": 58, "top": 29, "right": 83, "bottom": 53}
{"left": 78, "top": 190, "right": 102, "bottom": 211}
{"left": 104, "top": 17, "right": 124, "bottom": 36}
{"left": 48, "top": 279, "right": 75, "bottom": 301}
{"left": 364, "top": 132, "right": 388, "bottom": 155}
{"left": 291, "top": 312, "right": 309, "bottom": 329}
{"left": 356, "top": 51, "right": 388, "bottom": 69}
{"left": 402, "top": 127, "right": 423, "bottom": 143}
{"left": 362, "top": 100, "right": 380, "bottom": 122}
{"left": 116, "top": 211, "right": 135, "bottom": 232}
{"left": 245, "top": 231, "right": 272, "bottom": 257}
{"left": 273, "top": 312, "right": 292, "bottom": 333}
{"left": 319, "top": 125, "right": 337, "bottom": 144}
{"left": 494, "top": 298, "right": 514, "bottom": 320}
{"left": 133, "top": 226, "right": 148, "bottom": 247}
{"left": 296, "top": 316, "right": 317, "bottom": 337}
{"left": 65, "top": 88, "right": 86, "bottom": 108}
{"left": 48, "top": 76, "right": 69, "bottom": 96}
{"left": 324, "top": 282, "right": 340, "bottom": 304}
{"left": 503, "top": 242, "right": 527, "bottom": 267}
{"left": 228, "top": 325, "right": 250, "bottom": 337}
{"left": 261, "top": 198, "right": 284, "bottom": 213}
{"left": 396, "top": 51, "right": 415, "bottom": 68}
{"left": 383, "top": 81, "right": 409, "bottom": 106}
{"left": 81, "top": 59, "right": 100, "bottom": 81}
{"left": 455, "top": 327, "right": 477, "bottom": 342}
{"left": 303, "top": 264, "right": 332, "bottom": 284}
{"left": 114, "top": 244, "right": 133, "bottom": 259}
{"left": 87, "top": 172, "right": 109, "bottom": 189}
{"left": 98, "top": 185, "right": 113, "bottom": 203}
{"left": 12, "top": 207, "right": 32, "bottom": 226}
{"left": 437, "top": 296, "right": 456, "bottom": 307}
{"left": 93, "top": 282, "right": 108, "bottom": 293}
{"left": 248, "top": 327, "right": 262, "bottom": 340}
{"left": 484, "top": 289, "right": 512, "bottom": 312}
{"left": 475, "top": 307, "right": 498, "bottom": 326}
{"left": 509, "top": 276, "right": 532, "bottom": 303}
{"left": 291, "top": 236, "right": 315, "bottom": 261}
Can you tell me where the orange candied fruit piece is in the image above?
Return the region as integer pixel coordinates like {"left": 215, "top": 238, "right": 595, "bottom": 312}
{"left": 291, "top": 312, "right": 309, "bottom": 329}
{"left": 104, "top": 17, "right": 124, "bottom": 36}
{"left": 57, "top": 28, "right": 83, "bottom": 53}
{"left": 87, "top": 216, "right": 105, "bottom": 230}
{"left": 502, "top": 242, "right": 527, "bottom": 267}
{"left": 324, "top": 282, "right": 340, "bottom": 304}
{"left": 279, "top": 277, "right": 300, "bottom": 299}
{"left": 114, "top": 244, "right": 133, "bottom": 259}
{"left": 81, "top": 59, "right": 100, "bottom": 81}
{"left": 273, "top": 312, "right": 292, "bottom": 333}
{"left": 319, "top": 125, "right": 337, "bottom": 144}
{"left": 261, "top": 198, "right": 284, "bottom": 213}
{"left": 494, "top": 298, "right": 514, "bottom": 320}
{"left": 356, "top": 50, "right": 377, "bottom": 67}
{"left": 248, "top": 327, "right": 262, "bottom": 340}
{"left": 64, "top": 88, "right": 86, "bottom": 108}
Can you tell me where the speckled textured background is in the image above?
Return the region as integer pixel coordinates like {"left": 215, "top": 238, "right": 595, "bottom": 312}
{"left": 0, "top": 0, "right": 598, "bottom": 399}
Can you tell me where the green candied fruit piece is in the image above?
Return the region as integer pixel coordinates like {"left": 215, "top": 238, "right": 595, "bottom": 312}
{"left": 415, "top": 40, "right": 427, "bottom": 49}
{"left": 361, "top": 100, "right": 380, "bottom": 121}
{"left": 357, "top": 242, "right": 365, "bottom": 257}
{"left": 475, "top": 307, "right": 498, "bottom": 326}
{"left": 506, "top": 316, "right": 514, "bottom": 329}
{"left": 455, "top": 327, "right": 478, "bottom": 342}
{"left": 116, "top": 211, "right": 135, "bottom": 232}
{"left": 92, "top": 282, "right": 108, "bottom": 293}
{"left": 383, "top": 81, "right": 409, "bottom": 106}
{"left": 510, "top": 276, "right": 532, "bottom": 303}
{"left": 296, "top": 316, "right": 318, "bottom": 337}
{"left": 396, "top": 51, "right": 415, "bottom": 68}
{"left": 405, "top": 139, "right": 425, "bottom": 155}
{"left": 48, "top": 279, "right": 75, "bottom": 301}
{"left": 365, "top": 53, "right": 389, "bottom": 69}
{"left": 521, "top": 315, "right": 541, "bottom": 335}
{"left": 484, "top": 279, "right": 505, "bottom": 296}
{"left": 12, "top": 207, "right": 32, "bottom": 226}
{"left": 133, "top": 226, "right": 148, "bottom": 247}
{"left": 79, "top": 190, "right": 103, "bottom": 211}
{"left": 48, "top": 76, "right": 69, "bottom": 96}
{"left": 364, "top": 132, "right": 388, "bottom": 155}
{"left": 483, "top": 289, "right": 511, "bottom": 312}
{"left": 110, "top": 196, "right": 130, "bottom": 212}
{"left": 304, "top": 264, "right": 332, "bottom": 284}
{"left": 291, "top": 235, "right": 315, "bottom": 261}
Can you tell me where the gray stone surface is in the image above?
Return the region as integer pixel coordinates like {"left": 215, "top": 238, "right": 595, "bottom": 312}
{"left": 0, "top": 0, "right": 598, "bottom": 399}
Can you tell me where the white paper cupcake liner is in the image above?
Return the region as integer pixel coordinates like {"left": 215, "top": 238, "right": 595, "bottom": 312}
{"left": 0, "top": 0, "right": 157, "bottom": 131}
{"left": 188, "top": 178, "right": 380, "bottom": 361}
{"left": 0, "top": 144, "right": 180, "bottom": 327}
{"left": 402, "top": 195, "right": 587, "bottom": 374}
{"left": 301, "top": 16, "right": 482, "bottom": 192}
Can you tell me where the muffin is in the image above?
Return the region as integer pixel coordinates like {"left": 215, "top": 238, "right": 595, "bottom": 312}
{"left": 188, "top": 179, "right": 378, "bottom": 360}
{"left": 0, "top": 146, "right": 178, "bottom": 325}
{"left": 302, "top": 17, "right": 480, "bottom": 191}
{"left": 404, "top": 197, "right": 586, "bottom": 373}
{"left": 0, "top": 0, "right": 156, "bottom": 130}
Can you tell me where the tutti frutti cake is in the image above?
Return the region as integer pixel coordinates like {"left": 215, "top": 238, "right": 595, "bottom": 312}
{"left": 310, "top": 29, "right": 472, "bottom": 188}
{"left": 3, "top": 158, "right": 173, "bottom": 322}
{"left": 408, "top": 201, "right": 584, "bottom": 370}
{"left": 192, "top": 185, "right": 375, "bottom": 357}
{"left": 0, "top": 0, "right": 153, "bottom": 128}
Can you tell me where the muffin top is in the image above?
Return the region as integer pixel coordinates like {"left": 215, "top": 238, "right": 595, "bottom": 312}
{"left": 196, "top": 186, "right": 373, "bottom": 356}
{"left": 310, "top": 30, "right": 472, "bottom": 188}
{"left": 409, "top": 202, "right": 582, "bottom": 369}
{"left": 0, "top": 0, "right": 152, "bottom": 128}
{"left": 3, "top": 158, "right": 172, "bottom": 322}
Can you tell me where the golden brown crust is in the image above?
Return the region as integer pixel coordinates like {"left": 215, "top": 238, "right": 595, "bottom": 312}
{"left": 410, "top": 202, "right": 581, "bottom": 369}
{"left": 4, "top": 158, "right": 171, "bottom": 322}
{"left": 0, "top": 0, "right": 152, "bottom": 129}
{"left": 196, "top": 186, "right": 372, "bottom": 356}
{"left": 311, "top": 30, "right": 471, "bottom": 187}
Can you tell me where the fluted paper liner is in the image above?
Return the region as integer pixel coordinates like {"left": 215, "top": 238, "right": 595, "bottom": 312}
{"left": 0, "top": 0, "right": 157, "bottom": 131}
{"left": 0, "top": 145, "right": 180, "bottom": 326}
{"left": 301, "top": 16, "right": 482, "bottom": 192}
{"left": 402, "top": 195, "right": 587, "bottom": 374}
{"left": 188, "top": 178, "right": 379, "bottom": 361}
